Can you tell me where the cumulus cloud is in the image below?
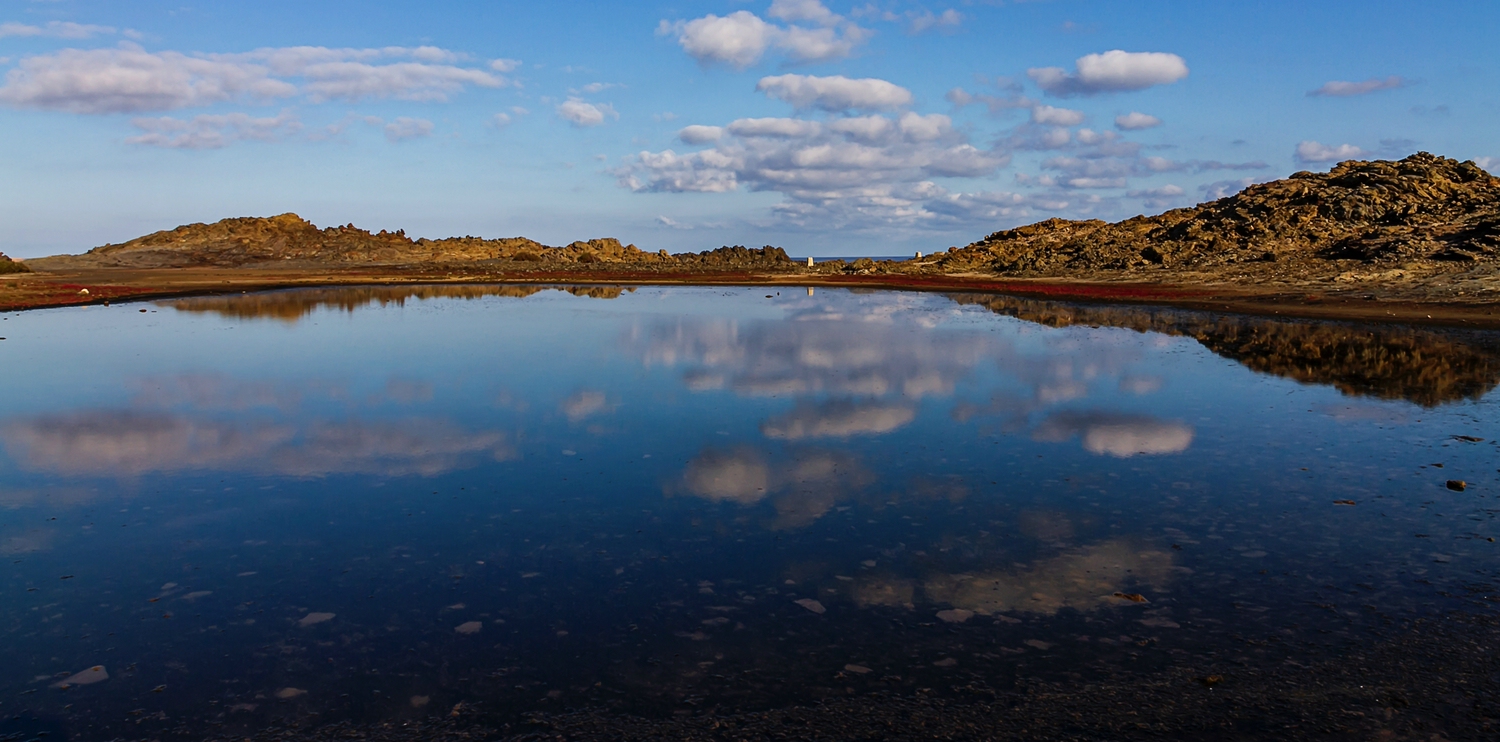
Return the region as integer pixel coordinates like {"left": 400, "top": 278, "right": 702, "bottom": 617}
{"left": 1294, "top": 140, "right": 1367, "bottom": 164}
{"left": 1199, "top": 177, "right": 1255, "bottom": 199}
{"left": 1031, "top": 104, "right": 1085, "bottom": 126}
{"left": 1028, "top": 50, "right": 1189, "bottom": 97}
{"left": 0, "top": 20, "right": 117, "bottom": 39}
{"left": 383, "top": 116, "right": 433, "bottom": 142}
{"left": 678, "top": 124, "right": 725, "bottom": 144}
{"left": 659, "top": 2, "right": 869, "bottom": 69}
{"left": 1114, "top": 111, "right": 1161, "bottom": 130}
{"left": 1475, "top": 157, "right": 1499, "bottom": 174}
{"left": 126, "top": 110, "right": 302, "bottom": 149}
{"left": 0, "top": 43, "right": 510, "bottom": 114}
{"left": 1126, "top": 184, "right": 1185, "bottom": 209}
{"left": 557, "top": 97, "right": 618, "bottom": 127}
{"left": 756, "top": 74, "right": 913, "bottom": 112}
{"left": 1308, "top": 76, "right": 1408, "bottom": 97}
{"left": 617, "top": 107, "right": 1010, "bottom": 228}
{"left": 1031, "top": 411, "right": 1194, "bottom": 457}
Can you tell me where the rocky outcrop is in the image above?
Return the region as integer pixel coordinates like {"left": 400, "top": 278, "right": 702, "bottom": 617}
{"left": 930, "top": 153, "right": 1500, "bottom": 277}
{"left": 0, "top": 252, "right": 28, "bottom": 274}
{"left": 24, "top": 214, "right": 797, "bottom": 272}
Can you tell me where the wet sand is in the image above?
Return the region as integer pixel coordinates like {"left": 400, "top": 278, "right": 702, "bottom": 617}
{"left": 2, "top": 266, "right": 1498, "bottom": 329}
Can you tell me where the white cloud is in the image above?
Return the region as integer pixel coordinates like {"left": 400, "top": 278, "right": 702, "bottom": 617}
{"left": 383, "top": 116, "right": 433, "bottom": 142}
{"left": 1114, "top": 111, "right": 1161, "bottom": 130}
{"left": 0, "top": 20, "right": 117, "bottom": 39}
{"left": 0, "top": 44, "right": 510, "bottom": 114}
{"left": 678, "top": 124, "right": 725, "bottom": 144}
{"left": 906, "top": 9, "right": 963, "bottom": 34}
{"left": 1031, "top": 104, "right": 1085, "bottom": 126}
{"left": 125, "top": 110, "right": 301, "bottom": 149}
{"left": 768, "top": 0, "right": 840, "bottom": 26}
{"left": 0, "top": 45, "right": 296, "bottom": 114}
{"left": 556, "top": 98, "right": 618, "bottom": 127}
{"left": 1308, "top": 76, "right": 1408, "bottom": 97}
{"left": 488, "top": 58, "right": 522, "bottom": 73}
{"left": 756, "top": 73, "right": 912, "bottom": 112}
{"left": 659, "top": 11, "right": 777, "bottom": 69}
{"left": 1294, "top": 140, "right": 1367, "bottom": 164}
{"left": 659, "top": 3, "right": 869, "bottom": 69}
{"left": 727, "top": 116, "right": 821, "bottom": 138}
{"left": 1199, "top": 178, "right": 1254, "bottom": 199}
{"left": 1474, "top": 156, "right": 1498, "bottom": 174}
{"left": 1029, "top": 50, "right": 1189, "bottom": 97}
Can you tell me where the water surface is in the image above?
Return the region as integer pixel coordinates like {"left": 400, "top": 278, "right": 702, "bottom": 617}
{"left": 1, "top": 285, "right": 1496, "bottom": 739}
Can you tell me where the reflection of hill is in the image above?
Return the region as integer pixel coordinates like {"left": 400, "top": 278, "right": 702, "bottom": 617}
{"left": 164, "top": 284, "right": 630, "bottom": 322}
{"left": 948, "top": 294, "right": 1500, "bottom": 406}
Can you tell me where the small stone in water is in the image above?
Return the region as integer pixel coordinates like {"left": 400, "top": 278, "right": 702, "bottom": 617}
{"left": 844, "top": 664, "right": 873, "bottom": 674}
{"left": 933, "top": 658, "right": 958, "bottom": 667}
{"left": 276, "top": 687, "right": 306, "bottom": 699}
{"left": 455, "top": 621, "right": 483, "bottom": 634}
{"left": 935, "top": 609, "right": 974, "bottom": 623}
{"left": 1447, "top": 480, "right": 1467, "bottom": 491}
{"left": 794, "top": 598, "right": 826, "bottom": 614}
{"left": 51, "top": 666, "right": 108, "bottom": 688}
{"left": 411, "top": 695, "right": 430, "bottom": 708}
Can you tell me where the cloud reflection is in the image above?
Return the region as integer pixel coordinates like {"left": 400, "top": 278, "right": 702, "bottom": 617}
{"left": 1031, "top": 411, "right": 1194, "bottom": 457}
{"left": 924, "top": 539, "right": 1175, "bottom": 616}
{"left": 760, "top": 399, "right": 916, "bottom": 440}
{"left": 2, "top": 411, "right": 515, "bottom": 477}
{"left": 678, "top": 446, "right": 873, "bottom": 529}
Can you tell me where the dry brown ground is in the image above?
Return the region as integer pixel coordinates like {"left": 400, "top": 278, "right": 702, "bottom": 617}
{"left": 2, "top": 265, "right": 1498, "bottom": 328}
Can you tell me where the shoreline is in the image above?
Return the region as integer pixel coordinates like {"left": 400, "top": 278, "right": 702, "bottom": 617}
{"left": 3, "top": 266, "right": 1499, "bottom": 328}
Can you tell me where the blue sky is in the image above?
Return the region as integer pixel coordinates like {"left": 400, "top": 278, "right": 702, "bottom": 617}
{"left": 1, "top": 0, "right": 1496, "bottom": 257}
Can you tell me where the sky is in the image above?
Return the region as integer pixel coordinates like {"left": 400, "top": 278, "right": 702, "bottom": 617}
{"left": 1, "top": 0, "right": 1497, "bottom": 258}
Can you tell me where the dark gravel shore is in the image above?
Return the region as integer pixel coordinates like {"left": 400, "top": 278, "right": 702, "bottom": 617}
{"left": 159, "top": 610, "right": 1500, "bottom": 742}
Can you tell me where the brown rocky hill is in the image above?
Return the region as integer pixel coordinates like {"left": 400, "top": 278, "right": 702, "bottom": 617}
{"left": 24, "top": 213, "right": 796, "bottom": 272}
{"left": 930, "top": 153, "right": 1500, "bottom": 276}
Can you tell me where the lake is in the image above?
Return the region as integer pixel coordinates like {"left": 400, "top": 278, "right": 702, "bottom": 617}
{"left": 1, "top": 285, "right": 1497, "bottom": 740}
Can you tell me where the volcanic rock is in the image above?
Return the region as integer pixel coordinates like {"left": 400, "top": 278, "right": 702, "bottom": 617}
{"left": 929, "top": 153, "right": 1500, "bottom": 276}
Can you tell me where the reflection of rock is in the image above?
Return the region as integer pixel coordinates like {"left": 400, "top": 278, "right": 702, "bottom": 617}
{"left": 949, "top": 293, "right": 1500, "bottom": 407}
{"left": 761, "top": 400, "right": 916, "bottom": 440}
{"left": 2, "top": 411, "right": 515, "bottom": 477}
{"left": 1031, "top": 411, "right": 1194, "bottom": 457}
{"left": 925, "top": 540, "right": 1174, "bottom": 616}
{"left": 852, "top": 578, "right": 915, "bottom": 609}
{"left": 166, "top": 285, "right": 630, "bottom": 323}
{"left": 678, "top": 447, "right": 873, "bottom": 529}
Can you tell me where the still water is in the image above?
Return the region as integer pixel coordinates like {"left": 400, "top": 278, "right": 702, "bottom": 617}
{"left": 0, "top": 285, "right": 1496, "bottom": 739}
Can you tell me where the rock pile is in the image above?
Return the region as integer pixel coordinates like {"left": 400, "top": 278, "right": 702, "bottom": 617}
{"left": 932, "top": 153, "right": 1500, "bottom": 276}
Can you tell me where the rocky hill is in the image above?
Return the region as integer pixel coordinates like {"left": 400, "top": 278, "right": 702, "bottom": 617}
{"left": 0, "top": 251, "right": 28, "bottom": 274}
{"left": 24, "top": 213, "right": 796, "bottom": 272}
{"left": 925, "top": 153, "right": 1500, "bottom": 278}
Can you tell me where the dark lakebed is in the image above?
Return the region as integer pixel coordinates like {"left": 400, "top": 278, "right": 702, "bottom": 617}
{"left": 1, "top": 285, "right": 1497, "bottom": 741}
